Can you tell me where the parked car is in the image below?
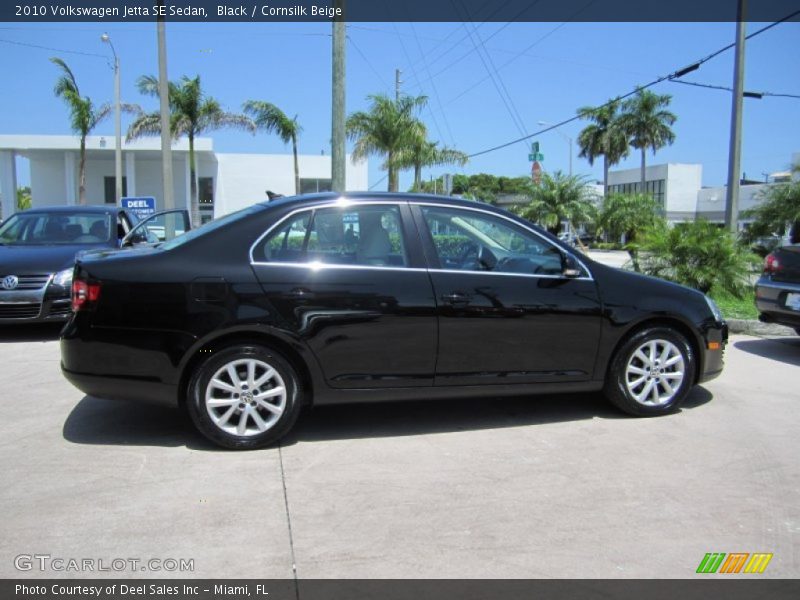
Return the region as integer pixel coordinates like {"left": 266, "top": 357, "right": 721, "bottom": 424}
{"left": 0, "top": 205, "right": 189, "bottom": 324}
{"left": 558, "top": 231, "right": 594, "bottom": 248}
{"left": 61, "top": 193, "right": 728, "bottom": 449}
{"left": 755, "top": 245, "right": 800, "bottom": 334}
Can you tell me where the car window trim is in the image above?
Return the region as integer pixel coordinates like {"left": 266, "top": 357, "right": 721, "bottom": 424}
{"left": 249, "top": 199, "right": 593, "bottom": 281}
{"left": 415, "top": 201, "right": 594, "bottom": 281}
{"left": 249, "top": 200, "right": 416, "bottom": 268}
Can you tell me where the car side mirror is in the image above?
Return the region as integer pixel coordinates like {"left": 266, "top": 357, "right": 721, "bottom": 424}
{"left": 562, "top": 254, "right": 582, "bottom": 278}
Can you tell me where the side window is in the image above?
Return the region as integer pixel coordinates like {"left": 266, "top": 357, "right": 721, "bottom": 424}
{"left": 259, "top": 205, "right": 408, "bottom": 267}
{"left": 422, "top": 206, "right": 566, "bottom": 276}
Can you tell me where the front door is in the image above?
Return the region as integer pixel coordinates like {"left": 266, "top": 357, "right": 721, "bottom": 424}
{"left": 414, "top": 204, "right": 602, "bottom": 386}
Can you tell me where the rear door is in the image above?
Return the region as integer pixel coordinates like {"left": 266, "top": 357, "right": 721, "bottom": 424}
{"left": 413, "top": 203, "right": 602, "bottom": 386}
{"left": 250, "top": 201, "right": 438, "bottom": 389}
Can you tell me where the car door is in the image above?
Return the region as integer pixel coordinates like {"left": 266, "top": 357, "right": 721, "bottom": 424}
{"left": 122, "top": 209, "right": 192, "bottom": 247}
{"left": 412, "top": 203, "right": 602, "bottom": 386}
{"left": 249, "top": 201, "right": 438, "bottom": 389}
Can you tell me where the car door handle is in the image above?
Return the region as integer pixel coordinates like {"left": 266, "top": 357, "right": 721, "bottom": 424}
{"left": 441, "top": 292, "right": 470, "bottom": 305}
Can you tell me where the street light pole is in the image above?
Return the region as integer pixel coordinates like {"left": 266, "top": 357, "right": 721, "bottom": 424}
{"left": 101, "top": 33, "right": 122, "bottom": 205}
{"left": 538, "top": 121, "right": 573, "bottom": 176}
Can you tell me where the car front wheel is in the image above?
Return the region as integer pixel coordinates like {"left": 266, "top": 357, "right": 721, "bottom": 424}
{"left": 604, "top": 327, "right": 696, "bottom": 417}
{"left": 187, "top": 344, "right": 303, "bottom": 449}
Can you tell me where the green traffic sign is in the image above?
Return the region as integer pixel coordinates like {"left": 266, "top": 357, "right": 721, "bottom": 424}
{"left": 528, "top": 153, "right": 545, "bottom": 161}
{"left": 531, "top": 141, "right": 540, "bottom": 153}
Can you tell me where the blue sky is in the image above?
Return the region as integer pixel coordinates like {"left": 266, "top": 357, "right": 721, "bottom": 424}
{"left": 0, "top": 20, "right": 798, "bottom": 190}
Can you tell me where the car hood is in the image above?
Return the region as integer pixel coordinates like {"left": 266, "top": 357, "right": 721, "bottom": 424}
{"left": 0, "top": 244, "right": 109, "bottom": 274}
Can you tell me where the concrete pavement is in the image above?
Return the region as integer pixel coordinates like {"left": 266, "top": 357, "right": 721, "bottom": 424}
{"left": 0, "top": 325, "right": 797, "bottom": 579}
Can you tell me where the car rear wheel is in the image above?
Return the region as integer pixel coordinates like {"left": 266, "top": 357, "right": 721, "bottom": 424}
{"left": 187, "top": 344, "right": 303, "bottom": 449}
{"left": 604, "top": 327, "right": 696, "bottom": 416}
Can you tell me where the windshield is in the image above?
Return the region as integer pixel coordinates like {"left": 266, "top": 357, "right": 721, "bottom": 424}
{"left": 160, "top": 205, "right": 262, "bottom": 250}
{"left": 0, "top": 211, "right": 113, "bottom": 245}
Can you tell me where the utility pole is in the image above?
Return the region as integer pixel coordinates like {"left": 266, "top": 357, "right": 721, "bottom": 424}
{"left": 725, "top": 0, "right": 747, "bottom": 233}
{"left": 331, "top": 0, "right": 346, "bottom": 193}
{"left": 395, "top": 68, "right": 402, "bottom": 102}
{"left": 157, "top": 1, "right": 174, "bottom": 210}
{"left": 101, "top": 33, "right": 122, "bottom": 205}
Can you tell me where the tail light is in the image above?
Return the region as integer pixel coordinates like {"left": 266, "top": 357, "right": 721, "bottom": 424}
{"left": 763, "top": 253, "right": 782, "bottom": 275}
{"left": 71, "top": 279, "right": 101, "bottom": 311}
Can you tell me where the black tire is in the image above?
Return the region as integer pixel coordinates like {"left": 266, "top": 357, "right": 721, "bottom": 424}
{"left": 603, "top": 326, "right": 696, "bottom": 417}
{"left": 186, "top": 344, "right": 303, "bottom": 449}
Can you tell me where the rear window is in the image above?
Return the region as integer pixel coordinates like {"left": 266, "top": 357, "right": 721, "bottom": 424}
{"left": 159, "top": 205, "right": 261, "bottom": 250}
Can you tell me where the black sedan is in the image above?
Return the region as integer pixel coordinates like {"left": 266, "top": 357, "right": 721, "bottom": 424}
{"left": 0, "top": 205, "right": 189, "bottom": 324}
{"left": 61, "top": 193, "right": 728, "bottom": 449}
{"left": 755, "top": 244, "right": 800, "bottom": 334}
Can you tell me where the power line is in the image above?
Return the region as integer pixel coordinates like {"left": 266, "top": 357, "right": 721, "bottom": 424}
{"left": 369, "top": 174, "right": 388, "bottom": 190}
{"left": 399, "top": 0, "right": 511, "bottom": 83}
{"left": 429, "top": 0, "right": 596, "bottom": 112}
{"left": 408, "top": 21, "right": 458, "bottom": 147}
{"left": 407, "top": 1, "right": 542, "bottom": 91}
{"left": 0, "top": 37, "right": 106, "bottom": 58}
{"left": 390, "top": 21, "right": 447, "bottom": 145}
{"left": 348, "top": 35, "right": 391, "bottom": 93}
{"left": 454, "top": 0, "right": 529, "bottom": 146}
{"left": 466, "top": 11, "right": 800, "bottom": 159}
{"left": 670, "top": 79, "right": 800, "bottom": 100}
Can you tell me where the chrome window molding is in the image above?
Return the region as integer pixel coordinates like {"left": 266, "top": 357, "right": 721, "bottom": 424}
{"left": 248, "top": 199, "right": 594, "bottom": 282}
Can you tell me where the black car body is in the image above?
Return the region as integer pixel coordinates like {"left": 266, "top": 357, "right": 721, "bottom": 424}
{"left": 755, "top": 245, "right": 800, "bottom": 334}
{"left": 61, "top": 193, "right": 728, "bottom": 449}
{"left": 0, "top": 206, "right": 139, "bottom": 323}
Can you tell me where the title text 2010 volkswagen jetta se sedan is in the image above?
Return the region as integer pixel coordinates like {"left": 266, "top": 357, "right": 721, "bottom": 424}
{"left": 60, "top": 193, "right": 728, "bottom": 449}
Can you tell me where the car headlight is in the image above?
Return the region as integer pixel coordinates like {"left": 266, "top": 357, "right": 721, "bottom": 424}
{"left": 704, "top": 295, "right": 723, "bottom": 323}
{"left": 53, "top": 267, "right": 74, "bottom": 288}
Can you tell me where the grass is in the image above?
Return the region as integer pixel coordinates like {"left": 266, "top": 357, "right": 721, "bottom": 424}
{"left": 709, "top": 289, "right": 759, "bottom": 321}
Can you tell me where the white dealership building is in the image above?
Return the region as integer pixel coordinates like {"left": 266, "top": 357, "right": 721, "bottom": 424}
{"left": 0, "top": 134, "right": 368, "bottom": 223}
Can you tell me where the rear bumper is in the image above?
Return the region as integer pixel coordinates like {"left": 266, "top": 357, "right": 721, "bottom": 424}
{"left": 698, "top": 321, "right": 728, "bottom": 384}
{"left": 61, "top": 365, "right": 179, "bottom": 408}
{"left": 755, "top": 278, "right": 800, "bottom": 330}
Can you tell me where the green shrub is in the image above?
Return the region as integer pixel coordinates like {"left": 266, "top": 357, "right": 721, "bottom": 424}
{"left": 640, "top": 219, "right": 760, "bottom": 297}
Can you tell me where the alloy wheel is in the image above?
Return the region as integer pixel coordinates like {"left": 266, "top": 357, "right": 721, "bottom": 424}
{"left": 204, "top": 358, "right": 287, "bottom": 436}
{"left": 624, "top": 339, "right": 686, "bottom": 407}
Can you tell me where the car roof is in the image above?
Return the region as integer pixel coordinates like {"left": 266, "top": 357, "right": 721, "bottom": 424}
{"left": 21, "top": 205, "right": 122, "bottom": 214}
{"left": 259, "top": 191, "right": 496, "bottom": 211}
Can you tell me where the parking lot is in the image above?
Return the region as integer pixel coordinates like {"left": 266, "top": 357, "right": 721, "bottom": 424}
{"left": 1, "top": 325, "right": 798, "bottom": 579}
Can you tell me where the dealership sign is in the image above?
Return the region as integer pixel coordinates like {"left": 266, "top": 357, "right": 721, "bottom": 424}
{"left": 122, "top": 197, "right": 156, "bottom": 221}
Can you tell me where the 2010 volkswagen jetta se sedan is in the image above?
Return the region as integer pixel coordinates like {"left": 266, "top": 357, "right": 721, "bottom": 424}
{"left": 61, "top": 193, "right": 728, "bottom": 449}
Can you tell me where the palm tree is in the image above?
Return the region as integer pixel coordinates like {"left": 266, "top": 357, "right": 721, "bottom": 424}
{"left": 127, "top": 75, "right": 252, "bottom": 225}
{"left": 516, "top": 171, "right": 598, "bottom": 235}
{"left": 346, "top": 93, "right": 428, "bottom": 192}
{"left": 597, "top": 192, "right": 664, "bottom": 271}
{"left": 390, "top": 134, "right": 468, "bottom": 191}
{"left": 50, "top": 57, "right": 138, "bottom": 205}
{"left": 618, "top": 89, "right": 677, "bottom": 193}
{"left": 743, "top": 161, "right": 800, "bottom": 243}
{"left": 576, "top": 99, "right": 629, "bottom": 197}
{"left": 243, "top": 101, "right": 302, "bottom": 195}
